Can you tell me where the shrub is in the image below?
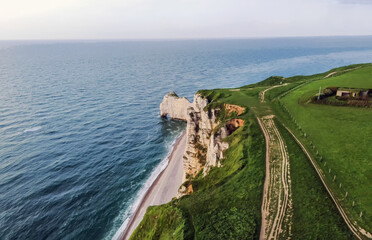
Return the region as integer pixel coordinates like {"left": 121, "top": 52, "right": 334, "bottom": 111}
{"left": 323, "top": 88, "right": 334, "bottom": 96}
{"left": 195, "top": 208, "right": 256, "bottom": 240}
{"left": 326, "top": 86, "right": 339, "bottom": 93}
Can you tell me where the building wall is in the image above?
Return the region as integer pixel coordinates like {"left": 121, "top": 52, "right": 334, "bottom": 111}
{"left": 336, "top": 90, "right": 350, "bottom": 97}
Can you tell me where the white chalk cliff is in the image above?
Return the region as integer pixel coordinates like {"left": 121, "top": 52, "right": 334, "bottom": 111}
{"left": 160, "top": 91, "right": 191, "bottom": 121}
{"left": 160, "top": 91, "right": 244, "bottom": 196}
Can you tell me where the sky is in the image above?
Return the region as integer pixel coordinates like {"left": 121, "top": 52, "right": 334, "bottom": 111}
{"left": 0, "top": 0, "right": 372, "bottom": 40}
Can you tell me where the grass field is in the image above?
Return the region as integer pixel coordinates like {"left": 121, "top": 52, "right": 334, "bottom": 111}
{"left": 276, "top": 120, "right": 355, "bottom": 239}
{"left": 129, "top": 64, "right": 370, "bottom": 239}
{"left": 279, "top": 65, "right": 372, "bottom": 231}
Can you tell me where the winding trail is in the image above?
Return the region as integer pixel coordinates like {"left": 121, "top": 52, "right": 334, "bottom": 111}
{"left": 260, "top": 83, "right": 288, "bottom": 102}
{"left": 323, "top": 66, "right": 362, "bottom": 79}
{"left": 258, "top": 116, "right": 292, "bottom": 240}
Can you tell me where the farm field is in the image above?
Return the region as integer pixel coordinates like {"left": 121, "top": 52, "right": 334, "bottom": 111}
{"left": 280, "top": 66, "right": 372, "bottom": 232}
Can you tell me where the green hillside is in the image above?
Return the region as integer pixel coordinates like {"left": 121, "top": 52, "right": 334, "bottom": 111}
{"left": 279, "top": 65, "right": 372, "bottom": 232}
{"left": 131, "top": 110, "right": 266, "bottom": 240}
{"left": 129, "top": 63, "right": 371, "bottom": 239}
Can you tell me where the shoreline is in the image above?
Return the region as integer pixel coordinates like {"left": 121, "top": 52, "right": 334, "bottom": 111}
{"left": 118, "top": 131, "right": 186, "bottom": 240}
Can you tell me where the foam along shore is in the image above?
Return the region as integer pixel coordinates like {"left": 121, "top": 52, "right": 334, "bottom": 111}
{"left": 118, "top": 131, "right": 186, "bottom": 240}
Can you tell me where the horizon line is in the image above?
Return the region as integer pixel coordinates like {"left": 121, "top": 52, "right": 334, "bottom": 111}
{"left": 1, "top": 34, "right": 372, "bottom": 42}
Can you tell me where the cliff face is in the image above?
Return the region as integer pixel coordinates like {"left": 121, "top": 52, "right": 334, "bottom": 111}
{"left": 160, "top": 92, "right": 245, "bottom": 196}
{"left": 183, "top": 94, "right": 226, "bottom": 181}
{"left": 225, "top": 104, "right": 245, "bottom": 115}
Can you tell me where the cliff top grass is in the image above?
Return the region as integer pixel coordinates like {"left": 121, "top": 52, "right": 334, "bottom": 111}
{"left": 277, "top": 64, "right": 372, "bottom": 231}
{"left": 194, "top": 63, "right": 371, "bottom": 238}
{"left": 245, "top": 63, "right": 372, "bottom": 87}
{"left": 131, "top": 109, "right": 266, "bottom": 240}
{"left": 130, "top": 204, "right": 185, "bottom": 240}
{"left": 130, "top": 63, "right": 371, "bottom": 239}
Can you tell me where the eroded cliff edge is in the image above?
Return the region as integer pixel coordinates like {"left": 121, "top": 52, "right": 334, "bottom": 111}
{"left": 160, "top": 91, "right": 245, "bottom": 196}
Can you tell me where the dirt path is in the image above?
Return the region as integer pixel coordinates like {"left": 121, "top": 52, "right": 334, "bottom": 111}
{"left": 284, "top": 125, "right": 371, "bottom": 240}
{"left": 323, "top": 66, "right": 362, "bottom": 79}
{"left": 260, "top": 84, "right": 288, "bottom": 103}
{"left": 258, "top": 116, "right": 292, "bottom": 240}
{"left": 323, "top": 71, "right": 337, "bottom": 78}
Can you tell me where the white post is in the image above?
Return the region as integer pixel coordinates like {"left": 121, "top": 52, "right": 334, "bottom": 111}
{"left": 318, "top": 86, "right": 322, "bottom": 100}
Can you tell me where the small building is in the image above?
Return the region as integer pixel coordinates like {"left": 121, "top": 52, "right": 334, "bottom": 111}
{"left": 336, "top": 88, "right": 370, "bottom": 98}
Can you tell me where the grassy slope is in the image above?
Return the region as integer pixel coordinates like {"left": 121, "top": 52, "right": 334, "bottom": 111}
{"left": 280, "top": 66, "right": 372, "bottom": 230}
{"left": 276, "top": 120, "right": 355, "bottom": 239}
{"left": 177, "top": 115, "right": 265, "bottom": 240}
{"left": 129, "top": 204, "right": 185, "bottom": 240}
{"left": 130, "top": 64, "right": 369, "bottom": 239}
{"left": 130, "top": 109, "right": 266, "bottom": 240}
{"left": 247, "top": 63, "right": 371, "bottom": 87}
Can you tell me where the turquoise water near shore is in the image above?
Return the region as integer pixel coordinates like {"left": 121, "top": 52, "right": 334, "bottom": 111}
{"left": 1, "top": 37, "right": 372, "bottom": 240}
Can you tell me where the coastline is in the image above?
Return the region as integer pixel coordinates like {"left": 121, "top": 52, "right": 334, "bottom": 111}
{"left": 118, "top": 131, "right": 186, "bottom": 240}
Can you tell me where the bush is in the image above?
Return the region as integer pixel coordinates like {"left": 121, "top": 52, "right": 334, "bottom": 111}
{"left": 326, "top": 86, "right": 339, "bottom": 93}
{"left": 195, "top": 208, "right": 256, "bottom": 240}
{"left": 323, "top": 88, "right": 334, "bottom": 96}
{"left": 348, "top": 99, "right": 371, "bottom": 107}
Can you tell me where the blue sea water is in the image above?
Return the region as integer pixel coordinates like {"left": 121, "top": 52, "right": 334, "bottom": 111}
{"left": 0, "top": 37, "right": 372, "bottom": 240}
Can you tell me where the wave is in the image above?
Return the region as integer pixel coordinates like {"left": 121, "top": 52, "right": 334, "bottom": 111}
{"left": 23, "top": 126, "right": 42, "bottom": 133}
{"left": 110, "top": 131, "right": 184, "bottom": 240}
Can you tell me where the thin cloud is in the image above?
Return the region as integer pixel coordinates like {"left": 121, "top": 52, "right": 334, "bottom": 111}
{"left": 1, "top": 0, "right": 372, "bottom": 39}
{"left": 338, "top": 0, "right": 372, "bottom": 4}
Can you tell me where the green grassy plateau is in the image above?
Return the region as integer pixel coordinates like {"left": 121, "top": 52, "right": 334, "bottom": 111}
{"left": 279, "top": 64, "right": 372, "bottom": 232}
{"left": 130, "top": 63, "right": 371, "bottom": 239}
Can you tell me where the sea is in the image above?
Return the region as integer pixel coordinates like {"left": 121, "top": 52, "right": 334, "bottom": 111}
{"left": 1, "top": 37, "right": 372, "bottom": 240}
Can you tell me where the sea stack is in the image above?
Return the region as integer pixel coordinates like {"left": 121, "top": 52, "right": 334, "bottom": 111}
{"left": 160, "top": 91, "right": 191, "bottom": 121}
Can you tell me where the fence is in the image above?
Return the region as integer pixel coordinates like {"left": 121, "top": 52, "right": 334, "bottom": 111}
{"left": 277, "top": 99, "right": 365, "bottom": 225}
